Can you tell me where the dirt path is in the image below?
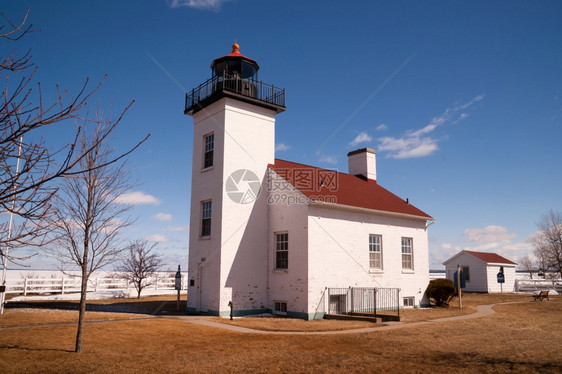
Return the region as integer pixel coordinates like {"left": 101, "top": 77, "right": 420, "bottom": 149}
{"left": 0, "top": 302, "right": 521, "bottom": 333}
{"left": 161, "top": 302, "right": 522, "bottom": 335}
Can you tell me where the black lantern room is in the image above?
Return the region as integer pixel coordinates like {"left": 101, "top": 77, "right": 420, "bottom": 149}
{"left": 211, "top": 43, "right": 259, "bottom": 81}
{"left": 184, "top": 43, "right": 285, "bottom": 115}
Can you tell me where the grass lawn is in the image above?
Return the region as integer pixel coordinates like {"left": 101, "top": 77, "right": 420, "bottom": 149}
{"left": 0, "top": 293, "right": 560, "bottom": 373}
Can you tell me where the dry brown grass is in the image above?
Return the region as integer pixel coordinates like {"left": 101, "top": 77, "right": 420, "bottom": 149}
{"left": 0, "top": 293, "right": 560, "bottom": 373}
{"left": 215, "top": 292, "right": 532, "bottom": 330}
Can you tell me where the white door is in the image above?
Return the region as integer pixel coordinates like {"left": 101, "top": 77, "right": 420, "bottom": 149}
{"left": 198, "top": 265, "right": 209, "bottom": 313}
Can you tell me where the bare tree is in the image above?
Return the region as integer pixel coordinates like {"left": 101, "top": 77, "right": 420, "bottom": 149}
{"left": 116, "top": 240, "right": 164, "bottom": 299}
{"left": 518, "top": 255, "right": 534, "bottom": 279}
{"left": 1, "top": 9, "right": 148, "bottom": 257}
{"left": 50, "top": 120, "right": 137, "bottom": 353}
{"left": 533, "top": 210, "right": 562, "bottom": 278}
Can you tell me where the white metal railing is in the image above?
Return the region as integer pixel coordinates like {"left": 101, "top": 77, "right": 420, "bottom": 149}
{"left": 3, "top": 276, "right": 188, "bottom": 296}
{"left": 514, "top": 279, "right": 562, "bottom": 292}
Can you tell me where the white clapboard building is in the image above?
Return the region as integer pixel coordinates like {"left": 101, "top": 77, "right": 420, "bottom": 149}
{"left": 443, "top": 250, "right": 517, "bottom": 293}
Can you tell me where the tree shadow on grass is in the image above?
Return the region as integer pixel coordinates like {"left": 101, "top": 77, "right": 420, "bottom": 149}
{"left": 0, "top": 344, "right": 74, "bottom": 353}
{"left": 6, "top": 300, "right": 188, "bottom": 315}
{"left": 434, "top": 352, "right": 562, "bottom": 372}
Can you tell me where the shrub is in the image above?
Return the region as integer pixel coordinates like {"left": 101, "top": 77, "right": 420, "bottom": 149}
{"left": 426, "top": 278, "right": 456, "bottom": 307}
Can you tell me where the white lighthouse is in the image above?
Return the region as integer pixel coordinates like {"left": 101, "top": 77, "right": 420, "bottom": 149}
{"left": 185, "top": 43, "right": 286, "bottom": 316}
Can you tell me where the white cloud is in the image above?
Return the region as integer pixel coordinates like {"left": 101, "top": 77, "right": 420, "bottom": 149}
{"left": 377, "top": 135, "right": 439, "bottom": 159}
{"left": 376, "top": 124, "right": 388, "bottom": 131}
{"left": 377, "top": 94, "right": 484, "bottom": 159}
{"left": 154, "top": 213, "right": 173, "bottom": 222}
{"left": 145, "top": 234, "right": 171, "bottom": 242}
{"left": 462, "top": 225, "right": 517, "bottom": 244}
{"left": 318, "top": 155, "right": 338, "bottom": 165}
{"left": 115, "top": 191, "right": 161, "bottom": 206}
{"left": 349, "top": 131, "right": 372, "bottom": 147}
{"left": 275, "top": 143, "right": 290, "bottom": 151}
{"left": 169, "top": 0, "right": 230, "bottom": 11}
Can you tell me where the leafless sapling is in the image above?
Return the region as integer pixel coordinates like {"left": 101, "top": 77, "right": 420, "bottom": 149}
{"left": 117, "top": 240, "right": 164, "bottom": 299}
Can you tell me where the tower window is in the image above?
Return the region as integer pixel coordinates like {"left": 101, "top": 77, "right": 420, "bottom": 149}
{"left": 275, "top": 232, "right": 288, "bottom": 270}
{"left": 201, "top": 200, "right": 212, "bottom": 237}
{"left": 203, "top": 133, "right": 214, "bottom": 169}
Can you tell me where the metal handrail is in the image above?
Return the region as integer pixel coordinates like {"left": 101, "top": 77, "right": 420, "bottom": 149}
{"left": 185, "top": 72, "right": 285, "bottom": 113}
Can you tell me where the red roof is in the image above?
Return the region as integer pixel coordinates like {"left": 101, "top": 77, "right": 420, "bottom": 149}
{"left": 465, "top": 251, "right": 517, "bottom": 265}
{"left": 211, "top": 43, "right": 259, "bottom": 68}
{"left": 269, "top": 159, "right": 432, "bottom": 219}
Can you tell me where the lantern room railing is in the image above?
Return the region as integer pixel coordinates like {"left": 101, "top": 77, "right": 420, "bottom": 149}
{"left": 185, "top": 72, "right": 285, "bottom": 114}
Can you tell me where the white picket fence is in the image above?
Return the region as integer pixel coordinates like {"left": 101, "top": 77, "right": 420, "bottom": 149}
{"left": 514, "top": 279, "right": 562, "bottom": 293}
{"left": 3, "top": 275, "right": 187, "bottom": 296}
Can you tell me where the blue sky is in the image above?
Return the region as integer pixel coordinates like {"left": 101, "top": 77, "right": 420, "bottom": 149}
{"left": 3, "top": 0, "right": 562, "bottom": 270}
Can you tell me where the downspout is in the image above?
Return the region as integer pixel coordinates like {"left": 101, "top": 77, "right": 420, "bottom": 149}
{"left": 265, "top": 170, "right": 271, "bottom": 312}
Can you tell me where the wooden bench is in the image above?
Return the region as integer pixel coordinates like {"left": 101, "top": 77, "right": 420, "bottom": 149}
{"left": 533, "top": 290, "right": 549, "bottom": 302}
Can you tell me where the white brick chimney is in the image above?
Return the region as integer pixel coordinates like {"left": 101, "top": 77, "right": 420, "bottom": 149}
{"left": 347, "top": 148, "right": 376, "bottom": 181}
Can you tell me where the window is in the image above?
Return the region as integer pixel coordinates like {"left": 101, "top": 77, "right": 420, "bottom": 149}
{"left": 369, "top": 234, "right": 382, "bottom": 270}
{"left": 201, "top": 200, "right": 212, "bottom": 237}
{"left": 403, "top": 296, "right": 415, "bottom": 308}
{"left": 462, "top": 266, "right": 470, "bottom": 281}
{"left": 275, "top": 232, "right": 288, "bottom": 270}
{"left": 203, "top": 133, "right": 214, "bottom": 169}
{"left": 401, "top": 237, "right": 413, "bottom": 270}
{"left": 274, "top": 301, "right": 287, "bottom": 315}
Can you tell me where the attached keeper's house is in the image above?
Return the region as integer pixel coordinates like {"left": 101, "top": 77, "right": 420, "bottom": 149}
{"left": 184, "top": 44, "right": 434, "bottom": 319}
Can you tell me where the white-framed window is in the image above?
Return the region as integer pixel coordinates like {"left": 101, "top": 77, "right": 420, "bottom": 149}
{"left": 275, "top": 232, "right": 288, "bottom": 270}
{"left": 369, "top": 234, "right": 383, "bottom": 270}
{"left": 200, "top": 200, "right": 212, "bottom": 237}
{"left": 401, "top": 237, "right": 413, "bottom": 270}
{"left": 274, "top": 301, "right": 287, "bottom": 315}
{"left": 462, "top": 266, "right": 470, "bottom": 281}
{"left": 403, "top": 296, "right": 415, "bottom": 308}
{"left": 203, "top": 133, "right": 214, "bottom": 169}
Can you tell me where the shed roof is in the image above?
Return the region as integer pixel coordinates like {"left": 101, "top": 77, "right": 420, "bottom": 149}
{"left": 443, "top": 250, "right": 517, "bottom": 266}
{"left": 465, "top": 250, "right": 517, "bottom": 265}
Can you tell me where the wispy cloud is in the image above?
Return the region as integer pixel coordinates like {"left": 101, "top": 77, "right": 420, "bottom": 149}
{"left": 275, "top": 143, "right": 290, "bottom": 152}
{"left": 462, "top": 225, "right": 517, "bottom": 244}
{"left": 349, "top": 131, "right": 372, "bottom": 147}
{"left": 318, "top": 155, "right": 338, "bottom": 165}
{"left": 169, "top": 0, "right": 230, "bottom": 11}
{"left": 154, "top": 213, "right": 173, "bottom": 222}
{"left": 145, "top": 234, "right": 171, "bottom": 242}
{"left": 315, "top": 54, "right": 416, "bottom": 155}
{"left": 377, "top": 94, "right": 484, "bottom": 159}
{"left": 376, "top": 124, "right": 388, "bottom": 131}
{"left": 115, "top": 191, "right": 161, "bottom": 205}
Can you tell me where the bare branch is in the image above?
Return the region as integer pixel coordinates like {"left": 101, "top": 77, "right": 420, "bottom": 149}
{"left": 116, "top": 240, "right": 164, "bottom": 298}
{"left": 533, "top": 210, "right": 562, "bottom": 278}
{"left": 1, "top": 10, "right": 149, "bottom": 257}
{"left": 48, "top": 116, "right": 139, "bottom": 353}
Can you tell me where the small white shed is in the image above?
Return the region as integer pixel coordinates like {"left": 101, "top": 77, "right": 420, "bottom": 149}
{"left": 443, "top": 250, "right": 517, "bottom": 293}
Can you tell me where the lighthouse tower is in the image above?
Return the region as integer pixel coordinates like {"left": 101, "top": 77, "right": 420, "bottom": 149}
{"left": 185, "top": 44, "right": 285, "bottom": 316}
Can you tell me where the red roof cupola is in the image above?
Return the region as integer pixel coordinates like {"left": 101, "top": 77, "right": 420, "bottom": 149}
{"left": 211, "top": 43, "right": 259, "bottom": 81}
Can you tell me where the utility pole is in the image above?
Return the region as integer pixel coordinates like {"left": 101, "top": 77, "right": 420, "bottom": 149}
{"left": 457, "top": 264, "right": 463, "bottom": 310}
